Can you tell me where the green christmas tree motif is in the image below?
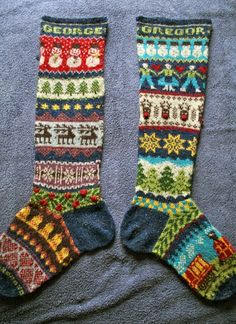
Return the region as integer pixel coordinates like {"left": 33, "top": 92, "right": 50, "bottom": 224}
{"left": 159, "top": 166, "right": 175, "bottom": 193}
{"left": 141, "top": 168, "right": 161, "bottom": 193}
{"left": 53, "top": 81, "right": 63, "bottom": 96}
{"left": 66, "top": 82, "right": 76, "bottom": 96}
{"left": 172, "top": 169, "right": 191, "bottom": 194}
{"left": 136, "top": 162, "right": 146, "bottom": 187}
{"left": 91, "top": 79, "right": 101, "bottom": 94}
{"left": 78, "top": 81, "right": 88, "bottom": 96}
{"left": 41, "top": 81, "right": 51, "bottom": 95}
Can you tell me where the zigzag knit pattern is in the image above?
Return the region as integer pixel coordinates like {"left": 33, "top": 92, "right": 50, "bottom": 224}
{"left": 0, "top": 16, "right": 115, "bottom": 297}
{"left": 121, "top": 17, "right": 236, "bottom": 301}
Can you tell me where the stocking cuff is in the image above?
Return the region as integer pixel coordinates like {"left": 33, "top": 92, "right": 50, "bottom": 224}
{"left": 41, "top": 16, "right": 108, "bottom": 38}
{"left": 136, "top": 16, "right": 212, "bottom": 38}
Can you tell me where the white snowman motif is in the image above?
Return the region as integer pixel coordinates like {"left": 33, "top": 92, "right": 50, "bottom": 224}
{"left": 39, "top": 41, "right": 45, "bottom": 66}
{"left": 169, "top": 42, "right": 180, "bottom": 58}
{"left": 181, "top": 42, "right": 191, "bottom": 58}
{"left": 192, "top": 42, "right": 203, "bottom": 59}
{"left": 48, "top": 43, "right": 63, "bottom": 68}
{"left": 146, "top": 41, "right": 156, "bottom": 57}
{"left": 86, "top": 44, "right": 101, "bottom": 68}
{"left": 157, "top": 41, "right": 168, "bottom": 57}
{"left": 137, "top": 40, "right": 145, "bottom": 57}
{"left": 66, "top": 44, "right": 82, "bottom": 68}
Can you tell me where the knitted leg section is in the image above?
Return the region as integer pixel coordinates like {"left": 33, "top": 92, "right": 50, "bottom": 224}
{"left": 0, "top": 16, "right": 115, "bottom": 297}
{"left": 121, "top": 17, "right": 236, "bottom": 301}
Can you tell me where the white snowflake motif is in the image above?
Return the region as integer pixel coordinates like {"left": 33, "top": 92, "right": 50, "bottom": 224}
{"left": 63, "top": 168, "right": 75, "bottom": 184}
{"left": 42, "top": 166, "right": 54, "bottom": 182}
{"left": 175, "top": 254, "right": 186, "bottom": 273}
{"left": 83, "top": 167, "right": 96, "bottom": 181}
{"left": 197, "top": 235, "right": 204, "bottom": 245}
{"left": 186, "top": 244, "right": 195, "bottom": 258}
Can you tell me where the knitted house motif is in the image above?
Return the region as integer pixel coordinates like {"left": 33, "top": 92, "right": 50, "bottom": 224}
{"left": 213, "top": 237, "right": 236, "bottom": 261}
{"left": 183, "top": 254, "right": 213, "bottom": 289}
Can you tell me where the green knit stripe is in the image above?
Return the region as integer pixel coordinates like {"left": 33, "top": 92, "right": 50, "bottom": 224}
{"left": 152, "top": 202, "right": 202, "bottom": 258}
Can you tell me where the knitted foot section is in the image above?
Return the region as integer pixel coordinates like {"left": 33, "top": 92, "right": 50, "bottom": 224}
{"left": 121, "top": 17, "right": 236, "bottom": 301}
{"left": 0, "top": 16, "right": 115, "bottom": 297}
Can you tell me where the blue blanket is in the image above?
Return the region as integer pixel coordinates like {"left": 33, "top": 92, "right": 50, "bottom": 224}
{"left": 0, "top": 0, "right": 235, "bottom": 322}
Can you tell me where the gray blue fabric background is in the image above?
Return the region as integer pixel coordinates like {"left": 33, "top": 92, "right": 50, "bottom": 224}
{"left": 0, "top": 0, "right": 236, "bottom": 322}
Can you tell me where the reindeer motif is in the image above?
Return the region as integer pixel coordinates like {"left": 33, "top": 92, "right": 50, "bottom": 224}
{"left": 35, "top": 123, "right": 52, "bottom": 144}
{"left": 79, "top": 125, "right": 98, "bottom": 146}
{"left": 160, "top": 101, "right": 172, "bottom": 120}
{"left": 178, "top": 102, "right": 191, "bottom": 121}
{"left": 140, "top": 97, "right": 153, "bottom": 119}
{"left": 54, "top": 124, "right": 76, "bottom": 145}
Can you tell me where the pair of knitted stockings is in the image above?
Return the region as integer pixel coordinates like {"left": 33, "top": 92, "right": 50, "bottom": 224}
{"left": 0, "top": 16, "right": 235, "bottom": 301}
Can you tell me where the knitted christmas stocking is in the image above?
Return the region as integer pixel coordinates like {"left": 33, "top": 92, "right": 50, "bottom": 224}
{"left": 0, "top": 16, "right": 115, "bottom": 297}
{"left": 121, "top": 17, "right": 236, "bottom": 301}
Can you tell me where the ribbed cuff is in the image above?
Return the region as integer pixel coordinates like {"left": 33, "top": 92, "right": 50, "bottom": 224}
{"left": 42, "top": 16, "right": 108, "bottom": 24}
{"left": 136, "top": 16, "right": 212, "bottom": 39}
{"left": 136, "top": 16, "right": 212, "bottom": 25}
{"left": 41, "top": 16, "right": 108, "bottom": 38}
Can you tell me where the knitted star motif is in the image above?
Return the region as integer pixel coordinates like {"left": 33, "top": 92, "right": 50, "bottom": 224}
{"left": 52, "top": 104, "right": 60, "bottom": 110}
{"left": 186, "top": 137, "right": 198, "bottom": 157}
{"left": 140, "top": 133, "right": 161, "bottom": 153}
{"left": 85, "top": 103, "right": 93, "bottom": 110}
{"left": 74, "top": 104, "right": 81, "bottom": 110}
{"left": 41, "top": 103, "right": 49, "bottom": 110}
{"left": 63, "top": 104, "right": 71, "bottom": 110}
{"left": 163, "top": 134, "right": 186, "bottom": 155}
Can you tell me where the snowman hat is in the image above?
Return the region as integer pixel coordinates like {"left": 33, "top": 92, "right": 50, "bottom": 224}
{"left": 53, "top": 42, "right": 62, "bottom": 48}
{"left": 146, "top": 40, "right": 154, "bottom": 45}
{"left": 182, "top": 41, "right": 191, "bottom": 45}
{"left": 137, "top": 39, "right": 143, "bottom": 44}
{"left": 71, "top": 43, "right": 80, "bottom": 48}
{"left": 90, "top": 43, "right": 99, "bottom": 49}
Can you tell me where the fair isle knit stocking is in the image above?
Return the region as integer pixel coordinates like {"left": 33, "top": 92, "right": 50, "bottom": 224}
{"left": 121, "top": 17, "right": 236, "bottom": 301}
{"left": 0, "top": 16, "right": 115, "bottom": 297}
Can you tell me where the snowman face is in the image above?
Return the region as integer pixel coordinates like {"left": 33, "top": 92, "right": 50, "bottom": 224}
{"left": 146, "top": 44, "right": 156, "bottom": 55}
{"left": 147, "top": 44, "right": 155, "bottom": 50}
{"left": 52, "top": 47, "right": 62, "bottom": 55}
{"left": 88, "top": 47, "right": 99, "bottom": 56}
{"left": 137, "top": 43, "right": 145, "bottom": 55}
{"left": 181, "top": 45, "right": 191, "bottom": 57}
{"left": 169, "top": 45, "right": 179, "bottom": 57}
{"left": 70, "top": 47, "right": 81, "bottom": 56}
{"left": 158, "top": 44, "right": 168, "bottom": 57}
{"left": 193, "top": 45, "right": 202, "bottom": 57}
{"left": 182, "top": 45, "right": 190, "bottom": 51}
